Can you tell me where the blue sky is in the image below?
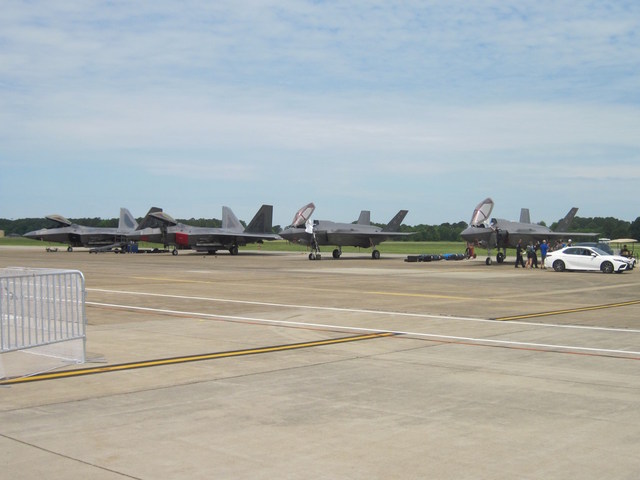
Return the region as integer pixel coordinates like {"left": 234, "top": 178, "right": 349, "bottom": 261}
{"left": 1, "top": 1, "right": 639, "bottom": 227}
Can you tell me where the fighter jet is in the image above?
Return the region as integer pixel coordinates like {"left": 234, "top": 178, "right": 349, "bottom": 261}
{"left": 279, "top": 202, "right": 410, "bottom": 260}
{"left": 23, "top": 208, "right": 139, "bottom": 252}
{"left": 460, "top": 197, "right": 597, "bottom": 265}
{"left": 129, "top": 204, "right": 279, "bottom": 255}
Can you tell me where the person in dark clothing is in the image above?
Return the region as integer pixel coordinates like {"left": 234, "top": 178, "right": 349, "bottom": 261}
{"left": 525, "top": 242, "right": 534, "bottom": 268}
{"left": 515, "top": 239, "right": 526, "bottom": 268}
{"left": 532, "top": 241, "right": 539, "bottom": 268}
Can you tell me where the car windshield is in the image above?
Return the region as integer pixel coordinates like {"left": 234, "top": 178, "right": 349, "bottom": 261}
{"left": 591, "top": 247, "right": 609, "bottom": 255}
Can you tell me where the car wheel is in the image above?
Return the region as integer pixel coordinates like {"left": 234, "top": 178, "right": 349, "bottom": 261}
{"left": 553, "top": 260, "right": 565, "bottom": 272}
{"left": 600, "top": 261, "right": 614, "bottom": 274}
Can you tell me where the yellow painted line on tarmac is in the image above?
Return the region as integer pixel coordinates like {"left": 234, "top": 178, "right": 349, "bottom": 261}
{"left": 364, "top": 290, "right": 473, "bottom": 300}
{"left": 495, "top": 299, "right": 640, "bottom": 321}
{"left": 0, "top": 332, "right": 394, "bottom": 385}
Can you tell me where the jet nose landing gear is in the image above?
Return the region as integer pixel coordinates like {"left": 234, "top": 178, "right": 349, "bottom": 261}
{"left": 485, "top": 248, "right": 506, "bottom": 265}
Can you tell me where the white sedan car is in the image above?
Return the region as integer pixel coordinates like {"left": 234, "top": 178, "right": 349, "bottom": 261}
{"left": 545, "top": 246, "right": 633, "bottom": 273}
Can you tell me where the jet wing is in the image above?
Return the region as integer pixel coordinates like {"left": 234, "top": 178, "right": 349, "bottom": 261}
{"left": 533, "top": 231, "right": 598, "bottom": 241}
{"left": 229, "top": 232, "right": 281, "bottom": 242}
{"left": 180, "top": 231, "right": 281, "bottom": 248}
{"left": 322, "top": 230, "right": 411, "bottom": 248}
{"left": 501, "top": 230, "right": 597, "bottom": 251}
{"left": 365, "top": 231, "right": 412, "bottom": 245}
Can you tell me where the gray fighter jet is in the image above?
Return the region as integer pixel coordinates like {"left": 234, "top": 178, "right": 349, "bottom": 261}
{"left": 279, "top": 202, "right": 410, "bottom": 260}
{"left": 129, "top": 204, "right": 279, "bottom": 255}
{"left": 460, "top": 197, "right": 596, "bottom": 265}
{"left": 23, "top": 208, "right": 139, "bottom": 252}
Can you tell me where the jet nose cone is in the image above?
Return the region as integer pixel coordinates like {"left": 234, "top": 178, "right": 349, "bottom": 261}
{"left": 279, "top": 228, "right": 293, "bottom": 239}
{"left": 460, "top": 226, "right": 475, "bottom": 240}
{"left": 460, "top": 226, "right": 490, "bottom": 245}
{"left": 279, "top": 228, "right": 299, "bottom": 242}
{"left": 279, "top": 227, "right": 309, "bottom": 245}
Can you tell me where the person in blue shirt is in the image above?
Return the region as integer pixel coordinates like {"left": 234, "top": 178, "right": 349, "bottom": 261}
{"left": 540, "top": 239, "right": 549, "bottom": 269}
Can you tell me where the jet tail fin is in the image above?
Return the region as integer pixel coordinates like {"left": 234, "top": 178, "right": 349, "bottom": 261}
{"left": 556, "top": 207, "right": 579, "bottom": 232}
{"left": 245, "top": 205, "right": 274, "bottom": 234}
{"left": 519, "top": 208, "right": 531, "bottom": 224}
{"left": 119, "top": 208, "right": 138, "bottom": 231}
{"left": 222, "top": 206, "right": 243, "bottom": 232}
{"left": 357, "top": 210, "right": 370, "bottom": 225}
{"left": 382, "top": 210, "right": 408, "bottom": 232}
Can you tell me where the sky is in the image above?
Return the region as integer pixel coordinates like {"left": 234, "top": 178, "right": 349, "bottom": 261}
{"left": 1, "top": 1, "right": 639, "bottom": 228}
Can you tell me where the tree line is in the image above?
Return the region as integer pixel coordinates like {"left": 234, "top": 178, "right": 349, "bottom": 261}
{"left": 3, "top": 215, "right": 639, "bottom": 242}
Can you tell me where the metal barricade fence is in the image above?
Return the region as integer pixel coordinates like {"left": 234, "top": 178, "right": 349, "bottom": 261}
{"left": 0, "top": 268, "right": 86, "bottom": 363}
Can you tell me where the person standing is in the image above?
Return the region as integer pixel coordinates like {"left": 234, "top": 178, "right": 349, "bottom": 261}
{"left": 526, "top": 242, "right": 534, "bottom": 268}
{"left": 515, "top": 239, "right": 526, "bottom": 268}
{"left": 540, "top": 239, "right": 549, "bottom": 269}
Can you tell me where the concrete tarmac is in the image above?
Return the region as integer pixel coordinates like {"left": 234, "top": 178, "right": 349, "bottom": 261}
{"left": 1, "top": 247, "right": 639, "bottom": 479}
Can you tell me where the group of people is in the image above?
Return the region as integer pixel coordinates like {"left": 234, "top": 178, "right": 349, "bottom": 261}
{"left": 514, "top": 238, "right": 572, "bottom": 269}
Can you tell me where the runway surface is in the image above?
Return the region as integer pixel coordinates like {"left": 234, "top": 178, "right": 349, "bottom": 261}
{"left": 1, "top": 247, "right": 639, "bottom": 479}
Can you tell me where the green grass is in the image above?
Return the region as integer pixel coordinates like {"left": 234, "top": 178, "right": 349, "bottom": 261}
{"left": 243, "top": 240, "right": 469, "bottom": 255}
{"left": 0, "top": 237, "right": 58, "bottom": 247}
{"left": 248, "top": 240, "right": 526, "bottom": 258}
{"left": 246, "top": 240, "right": 522, "bottom": 259}
{"left": 2, "top": 237, "right": 470, "bottom": 255}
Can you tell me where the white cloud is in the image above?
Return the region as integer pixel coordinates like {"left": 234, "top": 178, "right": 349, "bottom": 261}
{"left": 1, "top": 1, "right": 639, "bottom": 222}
